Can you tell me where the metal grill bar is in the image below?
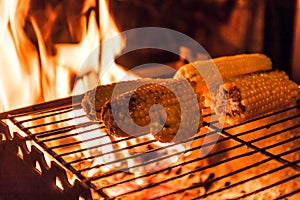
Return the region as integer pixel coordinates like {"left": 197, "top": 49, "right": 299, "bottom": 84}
{"left": 118, "top": 144, "right": 300, "bottom": 198}
{"left": 114, "top": 148, "right": 259, "bottom": 198}
{"left": 33, "top": 122, "right": 96, "bottom": 139}
{"left": 195, "top": 152, "right": 300, "bottom": 199}
{"left": 76, "top": 130, "right": 217, "bottom": 174}
{"left": 213, "top": 112, "right": 300, "bottom": 170}
{"left": 0, "top": 95, "right": 81, "bottom": 118}
{"left": 223, "top": 129, "right": 300, "bottom": 170}
{"left": 278, "top": 188, "right": 300, "bottom": 199}
{"left": 60, "top": 111, "right": 298, "bottom": 177}
{"left": 154, "top": 149, "right": 300, "bottom": 199}
{"left": 222, "top": 105, "right": 298, "bottom": 130}
{"left": 90, "top": 134, "right": 237, "bottom": 183}
{"left": 237, "top": 173, "right": 300, "bottom": 199}
{"left": 1, "top": 95, "right": 299, "bottom": 199}
{"left": 98, "top": 142, "right": 245, "bottom": 191}
{"left": 13, "top": 108, "right": 73, "bottom": 124}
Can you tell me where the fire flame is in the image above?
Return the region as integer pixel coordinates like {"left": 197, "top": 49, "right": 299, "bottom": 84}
{"left": 0, "top": 0, "right": 189, "bottom": 198}
{"left": 0, "top": 0, "right": 42, "bottom": 111}
{"left": 0, "top": 0, "right": 136, "bottom": 112}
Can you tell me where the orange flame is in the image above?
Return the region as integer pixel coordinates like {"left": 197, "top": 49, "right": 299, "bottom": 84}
{"left": 0, "top": 1, "right": 188, "bottom": 198}
{"left": 0, "top": 0, "right": 41, "bottom": 111}
{"left": 0, "top": 0, "right": 137, "bottom": 112}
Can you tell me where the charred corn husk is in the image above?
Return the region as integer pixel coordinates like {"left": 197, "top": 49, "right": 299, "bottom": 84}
{"left": 174, "top": 53, "right": 272, "bottom": 107}
{"left": 82, "top": 83, "right": 115, "bottom": 121}
{"left": 101, "top": 80, "right": 202, "bottom": 143}
{"left": 213, "top": 71, "right": 299, "bottom": 125}
{"left": 81, "top": 79, "right": 171, "bottom": 121}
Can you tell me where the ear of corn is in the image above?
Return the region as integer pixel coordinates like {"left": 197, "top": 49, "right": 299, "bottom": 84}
{"left": 101, "top": 80, "right": 203, "bottom": 143}
{"left": 213, "top": 53, "right": 272, "bottom": 79}
{"left": 174, "top": 53, "right": 272, "bottom": 107}
{"left": 81, "top": 78, "right": 172, "bottom": 121}
{"left": 213, "top": 71, "right": 299, "bottom": 125}
{"left": 82, "top": 83, "right": 115, "bottom": 121}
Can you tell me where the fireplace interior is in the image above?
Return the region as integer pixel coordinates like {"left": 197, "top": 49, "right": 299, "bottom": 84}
{"left": 0, "top": 0, "right": 300, "bottom": 199}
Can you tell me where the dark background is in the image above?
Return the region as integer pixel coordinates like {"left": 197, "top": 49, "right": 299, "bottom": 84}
{"left": 109, "top": 0, "right": 297, "bottom": 76}
{"left": 26, "top": 0, "right": 298, "bottom": 80}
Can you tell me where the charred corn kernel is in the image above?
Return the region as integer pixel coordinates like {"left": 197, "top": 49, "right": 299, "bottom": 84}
{"left": 101, "top": 80, "right": 203, "bottom": 143}
{"left": 81, "top": 78, "right": 174, "bottom": 121}
{"left": 174, "top": 54, "right": 272, "bottom": 107}
{"left": 213, "top": 71, "right": 299, "bottom": 125}
{"left": 82, "top": 82, "right": 120, "bottom": 121}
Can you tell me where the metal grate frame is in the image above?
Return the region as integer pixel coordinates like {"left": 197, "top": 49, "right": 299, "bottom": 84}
{"left": 0, "top": 95, "right": 299, "bottom": 199}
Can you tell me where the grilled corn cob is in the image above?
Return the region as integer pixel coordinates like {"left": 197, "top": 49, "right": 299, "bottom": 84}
{"left": 101, "top": 80, "right": 202, "bottom": 143}
{"left": 81, "top": 79, "right": 171, "bottom": 121}
{"left": 174, "top": 53, "right": 272, "bottom": 107}
{"left": 213, "top": 71, "right": 299, "bottom": 125}
{"left": 82, "top": 83, "right": 115, "bottom": 121}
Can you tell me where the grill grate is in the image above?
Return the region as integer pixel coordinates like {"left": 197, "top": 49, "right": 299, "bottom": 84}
{"left": 0, "top": 95, "right": 299, "bottom": 199}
